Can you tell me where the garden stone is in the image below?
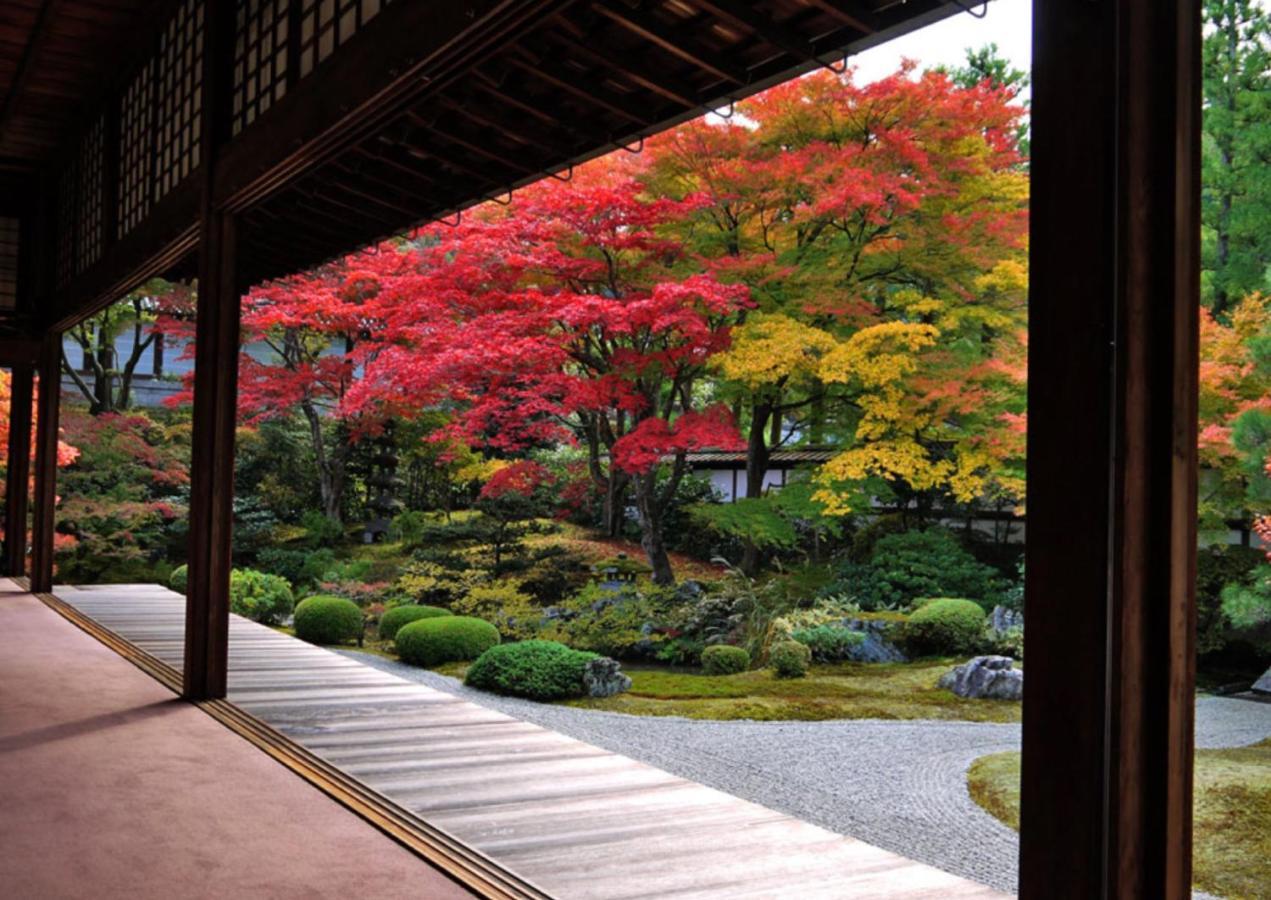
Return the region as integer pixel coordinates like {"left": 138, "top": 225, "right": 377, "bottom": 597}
{"left": 1254, "top": 666, "right": 1271, "bottom": 695}
{"left": 675, "top": 580, "right": 705, "bottom": 602}
{"left": 989, "top": 606, "right": 1023, "bottom": 634}
{"left": 840, "top": 618, "right": 908, "bottom": 663}
{"left": 938, "top": 656, "right": 1023, "bottom": 701}
{"left": 583, "top": 657, "right": 632, "bottom": 698}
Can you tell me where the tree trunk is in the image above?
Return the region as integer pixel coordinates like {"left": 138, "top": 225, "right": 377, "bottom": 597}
{"left": 301, "top": 399, "right": 345, "bottom": 524}
{"left": 602, "top": 470, "right": 628, "bottom": 538}
{"left": 739, "top": 401, "right": 774, "bottom": 575}
{"left": 633, "top": 473, "right": 674, "bottom": 586}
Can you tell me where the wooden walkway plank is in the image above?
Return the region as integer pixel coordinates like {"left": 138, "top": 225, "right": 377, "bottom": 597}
{"left": 53, "top": 583, "right": 1012, "bottom": 900}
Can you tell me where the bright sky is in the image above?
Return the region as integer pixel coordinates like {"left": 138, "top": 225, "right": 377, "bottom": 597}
{"left": 850, "top": 0, "right": 1032, "bottom": 85}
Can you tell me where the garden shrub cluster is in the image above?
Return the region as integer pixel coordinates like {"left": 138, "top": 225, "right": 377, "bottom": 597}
{"left": 396, "top": 615, "right": 500, "bottom": 667}
{"left": 701, "top": 645, "right": 750, "bottom": 675}
{"left": 294, "top": 595, "right": 364, "bottom": 645}
{"left": 901, "top": 598, "right": 986, "bottom": 656}
{"left": 769, "top": 640, "right": 811, "bottom": 678}
{"left": 835, "top": 530, "right": 1005, "bottom": 611}
{"left": 379, "top": 604, "right": 451, "bottom": 640}
{"left": 790, "top": 625, "right": 866, "bottom": 662}
{"left": 229, "top": 568, "right": 295, "bottom": 625}
{"left": 464, "top": 640, "right": 599, "bottom": 700}
{"left": 169, "top": 564, "right": 188, "bottom": 592}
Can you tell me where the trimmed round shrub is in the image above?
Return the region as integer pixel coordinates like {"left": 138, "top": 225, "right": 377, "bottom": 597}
{"left": 294, "top": 595, "right": 364, "bottom": 645}
{"left": 379, "top": 604, "right": 451, "bottom": 641}
{"left": 396, "top": 616, "right": 500, "bottom": 668}
{"left": 464, "top": 640, "right": 599, "bottom": 700}
{"left": 701, "top": 645, "right": 750, "bottom": 676}
{"left": 168, "top": 564, "right": 188, "bottom": 593}
{"left": 229, "top": 568, "right": 294, "bottom": 625}
{"left": 769, "top": 640, "right": 811, "bottom": 678}
{"left": 901, "top": 598, "right": 986, "bottom": 656}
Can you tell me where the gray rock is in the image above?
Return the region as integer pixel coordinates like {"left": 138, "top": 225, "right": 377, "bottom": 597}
{"left": 583, "top": 657, "right": 632, "bottom": 698}
{"left": 1254, "top": 666, "right": 1271, "bottom": 695}
{"left": 938, "top": 656, "right": 1023, "bottom": 701}
{"left": 839, "top": 618, "right": 908, "bottom": 663}
{"left": 988, "top": 605, "right": 1023, "bottom": 634}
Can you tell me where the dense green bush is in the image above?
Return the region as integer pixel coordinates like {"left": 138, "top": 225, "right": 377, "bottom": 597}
{"left": 464, "top": 640, "right": 599, "bottom": 700}
{"left": 701, "top": 644, "right": 750, "bottom": 675}
{"left": 396, "top": 616, "right": 500, "bottom": 667}
{"left": 229, "top": 568, "right": 294, "bottom": 625}
{"left": 791, "top": 625, "right": 866, "bottom": 662}
{"left": 379, "top": 604, "right": 451, "bottom": 640}
{"left": 301, "top": 510, "right": 345, "bottom": 548}
{"left": 169, "top": 564, "right": 188, "bottom": 592}
{"left": 769, "top": 640, "right": 811, "bottom": 678}
{"left": 1197, "top": 545, "right": 1266, "bottom": 654}
{"left": 255, "top": 546, "right": 337, "bottom": 587}
{"left": 294, "top": 595, "right": 364, "bottom": 645}
{"left": 838, "top": 529, "right": 1004, "bottom": 610}
{"left": 901, "top": 598, "right": 986, "bottom": 656}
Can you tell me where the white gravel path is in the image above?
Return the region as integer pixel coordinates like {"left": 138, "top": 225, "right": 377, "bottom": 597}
{"left": 338, "top": 651, "right": 1271, "bottom": 896}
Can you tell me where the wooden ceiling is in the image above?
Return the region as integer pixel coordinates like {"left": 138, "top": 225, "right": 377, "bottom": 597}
{"left": 8, "top": 0, "right": 964, "bottom": 326}
{"left": 0, "top": 0, "right": 160, "bottom": 165}
{"left": 229, "top": 0, "right": 960, "bottom": 287}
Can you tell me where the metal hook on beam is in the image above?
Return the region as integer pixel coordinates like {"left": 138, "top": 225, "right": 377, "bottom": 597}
{"left": 548, "top": 165, "right": 574, "bottom": 182}
{"left": 438, "top": 210, "right": 463, "bottom": 228}
{"left": 949, "top": 0, "right": 988, "bottom": 19}
{"left": 825, "top": 55, "right": 849, "bottom": 75}
{"left": 709, "top": 100, "right": 735, "bottom": 119}
{"left": 619, "top": 136, "right": 644, "bottom": 154}
{"left": 491, "top": 190, "right": 514, "bottom": 206}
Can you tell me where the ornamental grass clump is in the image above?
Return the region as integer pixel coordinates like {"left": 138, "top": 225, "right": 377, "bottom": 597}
{"left": 901, "top": 598, "right": 986, "bottom": 656}
{"left": 378, "top": 604, "right": 451, "bottom": 641}
{"left": 396, "top": 615, "right": 500, "bottom": 668}
{"left": 769, "top": 640, "right": 811, "bottom": 678}
{"left": 464, "top": 640, "right": 599, "bottom": 700}
{"left": 293, "top": 595, "right": 364, "bottom": 645}
{"left": 791, "top": 625, "right": 866, "bottom": 662}
{"left": 701, "top": 644, "right": 750, "bottom": 676}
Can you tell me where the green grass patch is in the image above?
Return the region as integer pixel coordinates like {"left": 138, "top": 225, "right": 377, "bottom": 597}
{"left": 562, "top": 660, "right": 1022, "bottom": 723}
{"left": 967, "top": 739, "right": 1271, "bottom": 899}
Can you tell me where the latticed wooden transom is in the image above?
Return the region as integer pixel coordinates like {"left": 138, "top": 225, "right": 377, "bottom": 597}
{"left": 233, "top": 0, "right": 290, "bottom": 136}
{"left": 0, "top": 217, "right": 19, "bottom": 310}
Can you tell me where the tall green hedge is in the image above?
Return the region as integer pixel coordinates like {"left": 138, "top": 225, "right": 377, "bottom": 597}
{"left": 901, "top": 598, "right": 986, "bottom": 656}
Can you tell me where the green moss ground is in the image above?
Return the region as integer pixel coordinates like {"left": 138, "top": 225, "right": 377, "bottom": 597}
{"left": 561, "top": 660, "right": 1023, "bottom": 723}
{"left": 967, "top": 740, "right": 1271, "bottom": 899}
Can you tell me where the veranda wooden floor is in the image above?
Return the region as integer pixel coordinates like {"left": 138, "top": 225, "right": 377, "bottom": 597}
{"left": 54, "top": 583, "right": 1010, "bottom": 900}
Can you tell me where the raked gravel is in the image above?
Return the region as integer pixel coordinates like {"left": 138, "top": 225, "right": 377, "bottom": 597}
{"left": 337, "top": 651, "right": 1271, "bottom": 897}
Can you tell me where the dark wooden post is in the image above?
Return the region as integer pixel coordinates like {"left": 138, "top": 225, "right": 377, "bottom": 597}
{"left": 3, "top": 364, "right": 34, "bottom": 577}
{"left": 1021, "top": 1, "right": 1200, "bottom": 898}
{"left": 183, "top": 0, "right": 240, "bottom": 701}
{"left": 28, "top": 337, "right": 62, "bottom": 593}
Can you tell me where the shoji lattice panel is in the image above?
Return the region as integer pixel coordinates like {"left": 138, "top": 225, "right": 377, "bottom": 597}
{"left": 75, "top": 116, "right": 106, "bottom": 274}
{"left": 0, "top": 217, "right": 18, "bottom": 310}
{"left": 233, "top": 0, "right": 290, "bottom": 135}
{"left": 297, "top": 0, "right": 388, "bottom": 78}
{"left": 119, "top": 60, "right": 156, "bottom": 238}
{"left": 55, "top": 158, "right": 78, "bottom": 287}
{"left": 154, "top": 0, "right": 205, "bottom": 201}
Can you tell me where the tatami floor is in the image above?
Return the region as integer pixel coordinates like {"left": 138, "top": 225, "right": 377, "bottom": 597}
{"left": 41, "top": 581, "right": 1012, "bottom": 900}
{"left": 0, "top": 580, "right": 476, "bottom": 900}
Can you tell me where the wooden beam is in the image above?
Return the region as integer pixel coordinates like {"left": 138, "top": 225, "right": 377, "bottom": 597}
{"left": 590, "top": 2, "right": 748, "bottom": 85}
{"left": 212, "top": 0, "right": 570, "bottom": 213}
{"left": 1020, "top": 1, "right": 1200, "bottom": 898}
{"left": 28, "top": 335, "right": 60, "bottom": 593}
{"left": 183, "top": 0, "right": 239, "bottom": 703}
{"left": 3, "top": 363, "right": 33, "bottom": 577}
{"left": 0, "top": 0, "right": 61, "bottom": 145}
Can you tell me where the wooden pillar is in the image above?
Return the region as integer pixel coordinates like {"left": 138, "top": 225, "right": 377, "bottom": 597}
{"left": 3, "top": 364, "right": 34, "bottom": 577}
{"left": 29, "top": 337, "right": 62, "bottom": 593}
{"left": 1021, "top": 1, "right": 1200, "bottom": 898}
{"left": 183, "top": 0, "right": 239, "bottom": 701}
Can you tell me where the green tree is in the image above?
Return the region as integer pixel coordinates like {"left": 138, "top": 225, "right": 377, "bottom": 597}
{"left": 1202, "top": 0, "right": 1271, "bottom": 316}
